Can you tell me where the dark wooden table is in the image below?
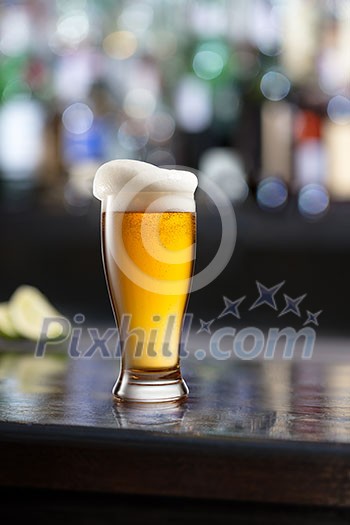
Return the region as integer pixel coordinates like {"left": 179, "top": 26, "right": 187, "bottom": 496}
{"left": 1, "top": 334, "right": 350, "bottom": 522}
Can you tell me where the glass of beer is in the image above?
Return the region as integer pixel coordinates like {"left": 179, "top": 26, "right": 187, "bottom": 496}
{"left": 93, "top": 160, "right": 197, "bottom": 403}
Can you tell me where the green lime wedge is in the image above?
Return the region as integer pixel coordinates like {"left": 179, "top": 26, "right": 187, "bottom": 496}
{"left": 0, "top": 302, "right": 19, "bottom": 338}
{"left": 8, "top": 285, "right": 66, "bottom": 341}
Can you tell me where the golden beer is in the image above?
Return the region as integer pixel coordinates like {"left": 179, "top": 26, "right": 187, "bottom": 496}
{"left": 94, "top": 159, "right": 197, "bottom": 403}
{"left": 102, "top": 211, "right": 195, "bottom": 370}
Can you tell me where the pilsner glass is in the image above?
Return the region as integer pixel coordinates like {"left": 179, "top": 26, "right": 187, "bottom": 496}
{"left": 93, "top": 160, "right": 197, "bottom": 403}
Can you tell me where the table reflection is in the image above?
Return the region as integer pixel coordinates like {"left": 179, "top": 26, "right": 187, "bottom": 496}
{"left": 113, "top": 402, "right": 188, "bottom": 430}
{"left": 1, "top": 343, "right": 350, "bottom": 444}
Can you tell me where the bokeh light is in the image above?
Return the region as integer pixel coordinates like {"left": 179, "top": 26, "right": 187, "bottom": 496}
{"left": 119, "top": 3, "right": 154, "bottom": 34}
{"left": 117, "top": 120, "right": 149, "bottom": 151}
{"left": 146, "top": 149, "right": 176, "bottom": 166}
{"left": 260, "top": 71, "right": 290, "bottom": 101}
{"left": 193, "top": 41, "right": 228, "bottom": 81}
{"left": 62, "top": 103, "right": 94, "bottom": 134}
{"left": 257, "top": 177, "right": 288, "bottom": 210}
{"left": 199, "top": 148, "right": 249, "bottom": 203}
{"left": 193, "top": 51, "right": 224, "bottom": 80}
{"left": 298, "top": 184, "right": 329, "bottom": 218}
{"left": 146, "top": 112, "right": 176, "bottom": 143}
{"left": 103, "top": 31, "right": 137, "bottom": 60}
{"left": 123, "top": 88, "right": 157, "bottom": 120}
{"left": 327, "top": 96, "right": 350, "bottom": 125}
{"left": 174, "top": 75, "right": 213, "bottom": 133}
{"left": 56, "top": 11, "right": 89, "bottom": 46}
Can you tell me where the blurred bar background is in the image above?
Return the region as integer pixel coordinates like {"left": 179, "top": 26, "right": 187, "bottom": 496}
{"left": 1, "top": 0, "right": 350, "bottom": 334}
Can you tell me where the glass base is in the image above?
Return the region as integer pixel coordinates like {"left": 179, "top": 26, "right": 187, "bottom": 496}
{"left": 112, "top": 368, "right": 189, "bottom": 404}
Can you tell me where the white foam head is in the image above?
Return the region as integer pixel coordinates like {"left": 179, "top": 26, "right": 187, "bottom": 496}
{"left": 93, "top": 159, "right": 198, "bottom": 212}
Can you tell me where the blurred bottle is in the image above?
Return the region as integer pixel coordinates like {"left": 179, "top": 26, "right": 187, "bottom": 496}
{"left": 281, "top": 0, "right": 319, "bottom": 84}
{"left": 0, "top": 91, "right": 46, "bottom": 212}
{"left": 294, "top": 109, "right": 326, "bottom": 189}
{"left": 0, "top": 96, "right": 45, "bottom": 184}
{"left": 293, "top": 109, "right": 330, "bottom": 219}
{"left": 323, "top": 119, "right": 350, "bottom": 200}
{"left": 261, "top": 100, "right": 293, "bottom": 184}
